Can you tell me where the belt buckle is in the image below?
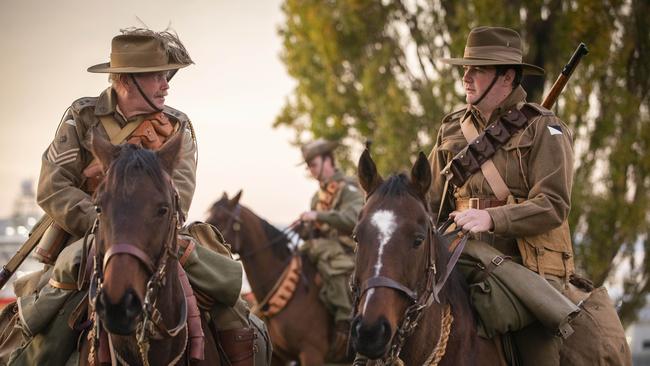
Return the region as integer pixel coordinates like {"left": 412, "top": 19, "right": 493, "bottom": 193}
{"left": 469, "top": 197, "right": 480, "bottom": 210}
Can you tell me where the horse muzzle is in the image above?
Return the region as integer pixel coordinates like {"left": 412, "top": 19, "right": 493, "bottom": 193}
{"left": 96, "top": 288, "right": 143, "bottom": 335}
{"left": 351, "top": 314, "right": 393, "bottom": 360}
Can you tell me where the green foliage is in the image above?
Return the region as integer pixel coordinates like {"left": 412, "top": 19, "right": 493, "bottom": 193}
{"left": 277, "top": 0, "right": 650, "bottom": 325}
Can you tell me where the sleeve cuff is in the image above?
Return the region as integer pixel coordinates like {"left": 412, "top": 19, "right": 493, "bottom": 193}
{"left": 485, "top": 206, "right": 509, "bottom": 236}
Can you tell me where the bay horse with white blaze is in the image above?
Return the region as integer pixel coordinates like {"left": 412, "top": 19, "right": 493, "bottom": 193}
{"left": 351, "top": 150, "right": 501, "bottom": 365}
{"left": 80, "top": 131, "right": 220, "bottom": 365}
{"left": 207, "top": 192, "right": 350, "bottom": 365}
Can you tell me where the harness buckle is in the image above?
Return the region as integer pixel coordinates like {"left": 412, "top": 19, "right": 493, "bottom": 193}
{"left": 491, "top": 255, "right": 505, "bottom": 266}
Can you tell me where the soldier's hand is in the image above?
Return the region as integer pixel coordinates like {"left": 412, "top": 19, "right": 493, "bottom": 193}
{"left": 300, "top": 211, "right": 318, "bottom": 222}
{"left": 450, "top": 209, "right": 494, "bottom": 233}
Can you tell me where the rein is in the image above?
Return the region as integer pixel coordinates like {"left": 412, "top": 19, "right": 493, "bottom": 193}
{"left": 352, "top": 215, "right": 467, "bottom": 365}
{"left": 87, "top": 181, "right": 188, "bottom": 366}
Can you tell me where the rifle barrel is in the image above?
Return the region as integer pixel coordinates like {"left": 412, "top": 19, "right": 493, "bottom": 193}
{"left": 541, "top": 43, "right": 589, "bottom": 109}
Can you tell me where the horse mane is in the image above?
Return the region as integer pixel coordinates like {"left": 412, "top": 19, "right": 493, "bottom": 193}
{"left": 102, "top": 144, "right": 168, "bottom": 196}
{"left": 257, "top": 216, "right": 292, "bottom": 259}
{"left": 373, "top": 173, "right": 469, "bottom": 305}
{"left": 208, "top": 199, "right": 293, "bottom": 260}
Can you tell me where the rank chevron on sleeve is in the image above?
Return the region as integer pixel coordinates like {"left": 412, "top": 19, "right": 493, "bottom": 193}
{"left": 47, "top": 145, "right": 79, "bottom": 166}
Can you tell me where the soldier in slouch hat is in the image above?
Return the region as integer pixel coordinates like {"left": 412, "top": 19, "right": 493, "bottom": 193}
{"left": 428, "top": 26, "right": 630, "bottom": 365}
{"left": 3, "top": 28, "right": 268, "bottom": 366}
{"left": 298, "top": 138, "right": 364, "bottom": 358}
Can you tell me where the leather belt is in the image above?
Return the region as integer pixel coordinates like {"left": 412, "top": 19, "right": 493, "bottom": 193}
{"left": 455, "top": 197, "right": 506, "bottom": 211}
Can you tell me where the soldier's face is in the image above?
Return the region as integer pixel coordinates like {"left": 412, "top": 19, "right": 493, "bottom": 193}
{"left": 307, "top": 155, "right": 334, "bottom": 182}
{"left": 462, "top": 66, "right": 496, "bottom": 104}
{"left": 132, "top": 71, "right": 170, "bottom": 110}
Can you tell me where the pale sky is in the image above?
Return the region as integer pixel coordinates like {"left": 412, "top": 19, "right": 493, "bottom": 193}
{"left": 0, "top": 0, "right": 317, "bottom": 225}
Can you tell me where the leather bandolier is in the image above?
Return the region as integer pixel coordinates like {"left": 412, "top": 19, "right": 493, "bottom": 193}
{"left": 444, "top": 104, "right": 576, "bottom": 281}
{"left": 445, "top": 104, "right": 541, "bottom": 187}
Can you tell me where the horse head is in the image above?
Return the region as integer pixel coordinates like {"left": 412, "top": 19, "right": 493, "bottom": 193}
{"left": 351, "top": 149, "right": 445, "bottom": 360}
{"left": 90, "top": 130, "right": 183, "bottom": 335}
{"left": 207, "top": 190, "right": 244, "bottom": 253}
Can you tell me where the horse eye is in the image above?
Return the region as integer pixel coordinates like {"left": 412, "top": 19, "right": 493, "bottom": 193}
{"left": 157, "top": 206, "right": 169, "bottom": 217}
{"left": 94, "top": 205, "right": 102, "bottom": 214}
{"left": 352, "top": 233, "right": 358, "bottom": 243}
{"left": 413, "top": 235, "right": 425, "bottom": 247}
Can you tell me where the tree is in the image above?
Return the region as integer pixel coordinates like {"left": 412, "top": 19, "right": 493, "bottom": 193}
{"left": 276, "top": 0, "right": 650, "bottom": 326}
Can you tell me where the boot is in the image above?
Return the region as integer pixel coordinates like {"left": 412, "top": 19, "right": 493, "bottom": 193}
{"left": 217, "top": 327, "right": 257, "bottom": 366}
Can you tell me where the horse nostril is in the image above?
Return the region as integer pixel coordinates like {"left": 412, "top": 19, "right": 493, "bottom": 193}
{"left": 380, "top": 317, "right": 391, "bottom": 339}
{"left": 122, "top": 289, "right": 142, "bottom": 318}
{"left": 351, "top": 316, "right": 361, "bottom": 338}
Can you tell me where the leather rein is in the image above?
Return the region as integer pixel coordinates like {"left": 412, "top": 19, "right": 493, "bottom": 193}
{"left": 87, "top": 179, "right": 188, "bottom": 366}
{"left": 351, "top": 215, "right": 467, "bottom": 364}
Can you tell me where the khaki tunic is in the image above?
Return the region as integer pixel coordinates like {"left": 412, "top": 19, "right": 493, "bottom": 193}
{"left": 301, "top": 171, "right": 363, "bottom": 322}
{"left": 428, "top": 86, "right": 575, "bottom": 277}
{"left": 37, "top": 87, "right": 197, "bottom": 239}
{"left": 310, "top": 171, "right": 364, "bottom": 240}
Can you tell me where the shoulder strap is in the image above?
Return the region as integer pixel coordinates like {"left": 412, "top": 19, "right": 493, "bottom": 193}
{"left": 459, "top": 114, "right": 511, "bottom": 201}
{"left": 99, "top": 115, "right": 143, "bottom": 145}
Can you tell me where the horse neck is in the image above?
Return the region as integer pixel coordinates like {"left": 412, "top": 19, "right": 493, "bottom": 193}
{"left": 238, "top": 208, "right": 292, "bottom": 301}
{"left": 402, "top": 272, "right": 480, "bottom": 365}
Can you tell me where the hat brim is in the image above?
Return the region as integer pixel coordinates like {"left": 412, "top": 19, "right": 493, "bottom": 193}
{"left": 440, "top": 58, "right": 545, "bottom": 75}
{"left": 87, "top": 62, "right": 190, "bottom": 74}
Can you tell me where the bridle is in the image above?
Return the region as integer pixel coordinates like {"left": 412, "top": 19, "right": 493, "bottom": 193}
{"left": 351, "top": 206, "right": 467, "bottom": 364}
{"left": 216, "top": 203, "right": 300, "bottom": 260}
{"left": 87, "top": 175, "right": 188, "bottom": 366}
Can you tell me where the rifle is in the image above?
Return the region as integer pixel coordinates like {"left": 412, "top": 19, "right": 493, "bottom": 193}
{"left": 541, "top": 43, "right": 589, "bottom": 109}
{"left": 0, "top": 215, "right": 53, "bottom": 289}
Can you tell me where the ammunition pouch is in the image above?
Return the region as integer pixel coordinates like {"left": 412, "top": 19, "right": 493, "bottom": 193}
{"left": 449, "top": 107, "right": 533, "bottom": 187}
{"left": 458, "top": 240, "right": 579, "bottom": 339}
{"left": 516, "top": 221, "right": 575, "bottom": 279}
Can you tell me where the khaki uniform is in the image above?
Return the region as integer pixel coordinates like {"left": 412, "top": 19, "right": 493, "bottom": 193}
{"left": 429, "top": 86, "right": 575, "bottom": 271}
{"left": 301, "top": 171, "right": 363, "bottom": 323}
{"left": 8, "top": 87, "right": 244, "bottom": 365}
{"left": 428, "top": 86, "right": 576, "bottom": 364}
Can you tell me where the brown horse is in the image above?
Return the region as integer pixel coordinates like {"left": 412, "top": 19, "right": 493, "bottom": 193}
{"left": 351, "top": 150, "right": 501, "bottom": 365}
{"left": 80, "top": 132, "right": 220, "bottom": 365}
{"left": 207, "top": 192, "right": 346, "bottom": 365}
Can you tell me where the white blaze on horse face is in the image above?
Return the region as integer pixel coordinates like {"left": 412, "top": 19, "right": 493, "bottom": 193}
{"left": 363, "top": 209, "right": 397, "bottom": 313}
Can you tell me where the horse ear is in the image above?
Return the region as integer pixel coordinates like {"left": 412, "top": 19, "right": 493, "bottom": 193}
{"left": 357, "top": 149, "right": 383, "bottom": 196}
{"left": 156, "top": 130, "right": 184, "bottom": 174}
{"left": 410, "top": 151, "right": 432, "bottom": 199}
{"left": 230, "top": 190, "right": 243, "bottom": 207}
{"left": 90, "top": 128, "right": 119, "bottom": 171}
{"left": 221, "top": 192, "right": 229, "bottom": 200}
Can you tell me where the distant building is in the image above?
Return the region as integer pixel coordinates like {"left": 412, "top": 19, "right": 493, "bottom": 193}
{"left": 0, "top": 180, "right": 42, "bottom": 301}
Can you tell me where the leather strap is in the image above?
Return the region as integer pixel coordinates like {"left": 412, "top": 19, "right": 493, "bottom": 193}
{"left": 103, "top": 243, "right": 156, "bottom": 274}
{"left": 363, "top": 276, "right": 418, "bottom": 302}
{"left": 460, "top": 113, "right": 512, "bottom": 201}
{"left": 48, "top": 278, "right": 79, "bottom": 290}
{"left": 99, "top": 115, "right": 144, "bottom": 145}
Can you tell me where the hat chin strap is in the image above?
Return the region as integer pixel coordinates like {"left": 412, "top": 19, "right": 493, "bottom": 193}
{"left": 130, "top": 74, "right": 163, "bottom": 113}
{"left": 470, "top": 72, "right": 500, "bottom": 106}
